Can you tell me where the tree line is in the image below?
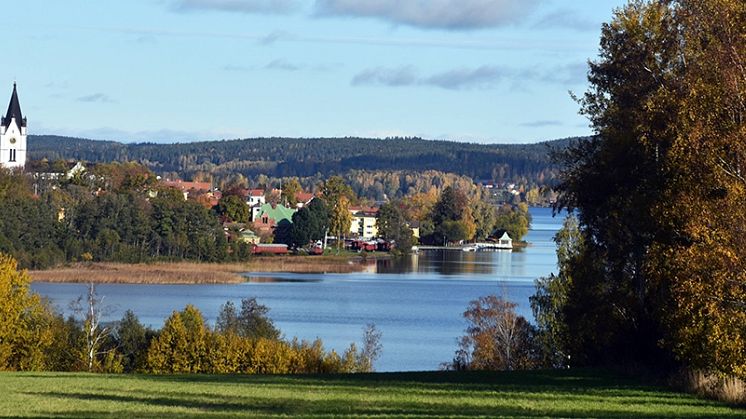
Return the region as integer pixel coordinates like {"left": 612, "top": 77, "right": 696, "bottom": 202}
{"left": 0, "top": 165, "right": 232, "bottom": 269}
{"left": 28, "top": 135, "right": 573, "bottom": 197}
{"left": 0, "top": 161, "right": 533, "bottom": 269}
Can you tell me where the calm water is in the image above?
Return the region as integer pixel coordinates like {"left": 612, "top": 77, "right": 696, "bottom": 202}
{"left": 32, "top": 207, "right": 565, "bottom": 372}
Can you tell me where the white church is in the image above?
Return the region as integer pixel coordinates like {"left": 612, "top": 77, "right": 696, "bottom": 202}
{"left": 0, "top": 83, "right": 27, "bottom": 169}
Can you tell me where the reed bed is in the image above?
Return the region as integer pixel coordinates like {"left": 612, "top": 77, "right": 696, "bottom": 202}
{"left": 29, "top": 256, "right": 369, "bottom": 284}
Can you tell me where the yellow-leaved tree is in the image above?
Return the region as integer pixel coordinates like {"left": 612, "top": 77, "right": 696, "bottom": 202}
{"left": 145, "top": 305, "right": 207, "bottom": 373}
{"left": 649, "top": 0, "right": 746, "bottom": 377}
{"left": 0, "top": 253, "right": 54, "bottom": 370}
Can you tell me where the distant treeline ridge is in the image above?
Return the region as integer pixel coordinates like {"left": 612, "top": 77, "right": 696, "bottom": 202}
{"left": 28, "top": 135, "right": 581, "bottom": 187}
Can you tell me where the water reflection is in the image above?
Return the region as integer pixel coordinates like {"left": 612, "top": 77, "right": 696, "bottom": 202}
{"left": 377, "top": 250, "right": 513, "bottom": 276}
{"left": 246, "top": 275, "right": 324, "bottom": 283}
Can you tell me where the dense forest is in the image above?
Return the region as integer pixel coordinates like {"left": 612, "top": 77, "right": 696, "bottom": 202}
{"left": 28, "top": 135, "right": 576, "bottom": 188}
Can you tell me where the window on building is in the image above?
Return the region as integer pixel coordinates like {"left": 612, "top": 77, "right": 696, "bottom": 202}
{"left": 9, "top": 149, "right": 16, "bottom": 162}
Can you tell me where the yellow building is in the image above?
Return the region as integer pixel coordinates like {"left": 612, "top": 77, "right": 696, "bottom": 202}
{"left": 349, "top": 207, "right": 379, "bottom": 239}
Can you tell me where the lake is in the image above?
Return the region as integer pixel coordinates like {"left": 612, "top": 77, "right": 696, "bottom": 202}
{"left": 31, "top": 207, "right": 565, "bottom": 372}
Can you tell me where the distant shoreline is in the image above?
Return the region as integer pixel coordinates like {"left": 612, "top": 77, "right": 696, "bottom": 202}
{"left": 28, "top": 255, "right": 376, "bottom": 284}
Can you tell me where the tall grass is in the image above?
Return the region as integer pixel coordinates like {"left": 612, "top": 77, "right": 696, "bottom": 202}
{"left": 675, "top": 369, "right": 746, "bottom": 406}
{"left": 29, "top": 256, "right": 369, "bottom": 284}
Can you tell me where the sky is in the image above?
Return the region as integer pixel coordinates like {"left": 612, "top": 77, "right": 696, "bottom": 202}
{"left": 1, "top": 0, "right": 627, "bottom": 144}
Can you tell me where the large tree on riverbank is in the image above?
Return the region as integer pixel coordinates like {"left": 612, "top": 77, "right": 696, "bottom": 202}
{"left": 555, "top": 0, "right": 746, "bottom": 376}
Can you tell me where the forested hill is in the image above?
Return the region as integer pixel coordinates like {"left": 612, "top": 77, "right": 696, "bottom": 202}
{"left": 27, "top": 135, "right": 579, "bottom": 184}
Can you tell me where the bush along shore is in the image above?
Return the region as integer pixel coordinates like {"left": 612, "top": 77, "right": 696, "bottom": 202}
{"left": 2, "top": 253, "right": 382, "bottom": 375}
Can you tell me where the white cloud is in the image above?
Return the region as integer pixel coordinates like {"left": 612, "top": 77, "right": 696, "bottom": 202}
{"left": 519, "top": 120, "right": 563, "bottom": 128}
{"left": 351, "top": 66, "right": 418, "bottom": 86}
{"left": 533, "top": 9, "right": 599, "bottom": 32}
{"left": 352, "top": 62, "right": 588, "bottom": 90}
{"left": 314, "top": 0, "right": 541, "bottom": 30}
{"left": 424, "top": 66, "right": 508, "bottom": 89}
{"left": 222, "top": 64, "right": 253, "bottom": 72}
{"left": 265, "top": 59, "right": 302, "bottom": 71}
{"left": 171, "top": 0, "right": 300, "bottom": 14}
{"left": 77, "top": 93, "right": 116, "bottom": 103}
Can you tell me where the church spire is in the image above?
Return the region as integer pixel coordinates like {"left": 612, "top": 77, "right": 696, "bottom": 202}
{"left": 2, "top": 83, "right": 25, "bottom": 128}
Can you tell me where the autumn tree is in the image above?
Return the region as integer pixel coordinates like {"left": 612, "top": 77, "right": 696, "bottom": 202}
{"left": 470, "top": 199, "right": 497, "bottom": 241}
{"left": 91, "top": 162, "right": 155, "bottom": 192}
{"left": 214, "top": 194, "right": 249, "bottom": 224}
{"left": 400, "top": 191, "right": 437, "bottom": 222}
{"left": 451, "top": 295, "right": 538, "bottom": 371}
{"left": 377, "top": 201, "right": 414, "bottom": 254}
{"left": 430, "top": 186, "right": 476, "bottom": 244}
{"left": 146, "top": 305, "right": 207, "bottom": 373}
{"left": 553, "top": 0, "right": 746, "bottom": 376}
{"left": 357, "top": 323, "right": 383, "bottom": 373}
{"left": 323, "top": 177, "right": 355, "bottom": 249}
{"left": 0, "top": 168, "right": 32, "bottom": 201}
{"left": 649, "top": 0, "right": 746, "bottom": 377}
{"left": 494, "top": 203, "right": 531, "bottom": 241}
{"left": 0, "top": 253, "right": 54, "bottom": 370}
{"left": 281, "top": 178, "right": 302, "bottom": 207}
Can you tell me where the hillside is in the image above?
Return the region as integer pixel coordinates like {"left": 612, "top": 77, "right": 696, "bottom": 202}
{"left": 28, "top": 135, "right": 579, "bottom": 185}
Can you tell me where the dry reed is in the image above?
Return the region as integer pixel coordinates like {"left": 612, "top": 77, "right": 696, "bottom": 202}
{"left": 29, "top": 256, "right": 370, "bottom": 284}
{"left": 718, "top": 376, "right": 746, "bottom": 406}
{"left": 675, "top": 369, "right": 746, "bottom": 406}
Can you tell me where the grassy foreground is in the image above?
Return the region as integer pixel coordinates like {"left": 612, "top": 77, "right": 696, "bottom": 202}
{"left": 0, "top": 369, "right": 742, "bottom": 418}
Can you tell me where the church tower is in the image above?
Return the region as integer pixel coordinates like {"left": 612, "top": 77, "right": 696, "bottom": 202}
{"left": 0, "top": 83, "right": 27, "bottom": 169}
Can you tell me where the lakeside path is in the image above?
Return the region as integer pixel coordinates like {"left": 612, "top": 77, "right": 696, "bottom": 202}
{"left": 28, "top": 256, "right": 377, "bottom": 284}
{"left": 1, "top": 369, "right": 743, "bottom": 417}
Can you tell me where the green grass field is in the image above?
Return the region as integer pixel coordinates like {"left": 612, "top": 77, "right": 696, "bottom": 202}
{"left": 0, "top": 369, "right": 742, "bottom": 418}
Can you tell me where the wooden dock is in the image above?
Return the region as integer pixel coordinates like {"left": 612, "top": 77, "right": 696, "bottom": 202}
{"left": 414, "top": 243, "right": 512, "bottom": 252}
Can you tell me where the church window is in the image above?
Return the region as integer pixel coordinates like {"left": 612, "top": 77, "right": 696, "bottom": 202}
{"left": 9, "top": 149, "right": 15, "bottom": 162}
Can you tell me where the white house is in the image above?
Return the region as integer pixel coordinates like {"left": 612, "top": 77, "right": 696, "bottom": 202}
{"left": 247, "top": 189, "right": 266, "bottom": 221}
{"left": 0, "top": 83, "right": 27, "bottom": 169}
{"left": 246, "top": 189, "right": 266, "bottom": 207}
{"left": 495, "top": 231, "right": 513, "bottom": 249}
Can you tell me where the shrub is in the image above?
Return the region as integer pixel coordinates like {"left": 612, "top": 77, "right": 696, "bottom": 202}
{"left": 450, "top": 295, "right": 539, "bottom": 371}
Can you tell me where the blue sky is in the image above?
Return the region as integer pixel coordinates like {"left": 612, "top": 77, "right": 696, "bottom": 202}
{"left": 2, "top": 0, "right": 626, "bottom": 144}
